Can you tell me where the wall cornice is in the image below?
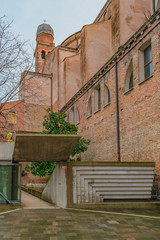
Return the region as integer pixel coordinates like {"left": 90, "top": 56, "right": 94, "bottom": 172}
{"left": 58, "top": 45, "right": 79, "bottom": 53}
{"left": 23, "top": 71, "right": 53, "bottom": 78}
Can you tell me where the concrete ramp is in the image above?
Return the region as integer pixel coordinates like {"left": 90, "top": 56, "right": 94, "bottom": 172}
{"left": 13, "top": 134, "right": 81, "bottom": 162}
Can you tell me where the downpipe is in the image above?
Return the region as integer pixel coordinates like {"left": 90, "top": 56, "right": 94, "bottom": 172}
{"left": 115, "top": 61, "right": 121, "bottom": 162}
{"left": 51, "top": 75, "right": 53, "bottom": 112}
{"left": 153, "top": 0, "right": 156, "bottom": 13}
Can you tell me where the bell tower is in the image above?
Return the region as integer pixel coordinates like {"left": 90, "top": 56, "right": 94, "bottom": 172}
{"left": 34, "top": 23, "right": 55, "bottom": 73}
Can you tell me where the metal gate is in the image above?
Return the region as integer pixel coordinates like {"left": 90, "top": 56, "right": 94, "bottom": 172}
{"left": 0, "top": 163, "right": 21, "bottom": 204}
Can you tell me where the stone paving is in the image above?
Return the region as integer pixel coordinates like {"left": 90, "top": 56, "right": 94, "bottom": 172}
{"left": 0, "top": 208, "right": 160, "bottom": 240}
{"left": 0, "top": 192, "right": 160, "bottom": 239}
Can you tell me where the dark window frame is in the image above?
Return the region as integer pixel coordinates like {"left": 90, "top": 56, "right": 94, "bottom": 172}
{"left": 144, "top": 45, "right": 153, "bottom": 79}
{"left": 41, "top": 50, "right": 45, "bottom": 59}
{"left": 87, "top": 96, "right": 92, "bottom": 118}
{"left": 129, "top": 71, "right": 134, "bottom": 90}
{"left": 98, "top": 86, "right": 101, "bottom": 111}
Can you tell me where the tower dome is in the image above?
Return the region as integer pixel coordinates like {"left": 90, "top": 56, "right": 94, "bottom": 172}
{"left": 36, "top": 23, "right": 54, "bottom": 37}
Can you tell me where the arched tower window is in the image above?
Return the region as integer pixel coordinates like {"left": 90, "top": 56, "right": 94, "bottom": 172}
{"left": 125, "top": 60, "right": 134, "bottom": 92}
{"left": 103, "top": 11, "right": 107, "bottom": 21}
{"left": 76, "top": 108, "right": 80, "bottom": 125}
{"left": 41, "top": 50, "right": 45, "bottom": 59}
{"left": 87, "top": 96, "right": 92, "bottom": 118}
{"left": 104, "top": 84, "right": 110, "bottom": 106}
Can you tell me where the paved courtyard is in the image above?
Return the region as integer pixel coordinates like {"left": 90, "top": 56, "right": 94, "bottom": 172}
{"left": 0, "top": 192, "right": 160, "bottom": 239}
{"left": 1, "top": 208, "right": 160, "bottom": 239}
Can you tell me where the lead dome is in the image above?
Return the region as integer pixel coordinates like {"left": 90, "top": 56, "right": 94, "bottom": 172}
{"left": 36, "top": 23, "right": 54, "bottom": 37}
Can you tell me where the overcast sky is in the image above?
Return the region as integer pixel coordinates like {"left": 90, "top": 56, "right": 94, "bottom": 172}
{"left": 0, "top": 0, "right": 107, "bottom": 50}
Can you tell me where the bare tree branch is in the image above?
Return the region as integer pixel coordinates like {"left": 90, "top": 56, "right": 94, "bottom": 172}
{"left": 0, "top": 16, "right": 34, "bottom": 139}
{"left": 0, "top": 16, "right": 33, "bottom": 103}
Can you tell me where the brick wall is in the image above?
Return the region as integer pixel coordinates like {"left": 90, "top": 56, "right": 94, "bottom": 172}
{"left": 0, "top": 100, "right": 24, "bottom": 141}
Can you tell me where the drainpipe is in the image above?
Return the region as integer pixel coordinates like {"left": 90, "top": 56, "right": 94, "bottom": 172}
{"left": 51, "top": 75, "right": 53, "bottom": 112}
{"left": 153, "top": 0, "right": 156, "bottom": 13}
{"left": 115, "top": 61, "right": 121, "bottom": 162}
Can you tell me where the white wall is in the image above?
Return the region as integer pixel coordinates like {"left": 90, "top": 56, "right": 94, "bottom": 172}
{"left": 72, "top": 165, "right": 155, "bottom": 203}
{"left": 41, "top": 162, "right": 67, "bottom": 208}
{"left": 0, "top": 142, "right": 14, "bottom": 160}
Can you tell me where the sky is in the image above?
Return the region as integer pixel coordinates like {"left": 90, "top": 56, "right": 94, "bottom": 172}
{"left": 0, "top": 0, "right": 107, "bottom": 50}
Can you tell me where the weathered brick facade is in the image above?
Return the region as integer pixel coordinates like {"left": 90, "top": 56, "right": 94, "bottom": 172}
{"left": 62, "top": 10, "right": 160, "bottom": 191}
{"left": 0, "top": 100, "right": 24, "bottom": 142}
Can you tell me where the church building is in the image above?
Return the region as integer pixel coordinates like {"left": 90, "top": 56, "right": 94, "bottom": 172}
{"left": 1, "top": 0, "right": 160, "bottom": 190}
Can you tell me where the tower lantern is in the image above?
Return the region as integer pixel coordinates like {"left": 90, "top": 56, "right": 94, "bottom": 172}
{"left": 35, "top": 23, "right": 55, "bottom": 73}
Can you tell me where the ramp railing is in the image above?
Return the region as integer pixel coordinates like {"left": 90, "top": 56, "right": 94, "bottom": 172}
{"left": 0, "top": 192, "right": 11, "bottom": 204}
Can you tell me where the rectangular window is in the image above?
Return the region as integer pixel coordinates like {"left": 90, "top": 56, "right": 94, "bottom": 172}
{"left": 144, "top": 45, "right": 153, "bottom": 79}
{"left": 8, "top": 112, "right": 16, "bottom": 124}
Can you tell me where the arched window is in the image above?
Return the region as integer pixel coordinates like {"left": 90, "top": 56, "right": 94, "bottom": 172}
{"left": 139, "top": 40, "right": 153, "bottom": 82}
{"left": 157, "top": 0, "right": 160, "bottom": 10}
{"left": 41, "top": 50, "right": 45, "bottom": 59}
{"left": 76, "top": 108, "right": 80, "bottom": 125}
{"left": 94, "top": 85, "right": 101, "bottom": 113}
{"left": 125, "top": 60, "right": 134, "bottom": 92}
{"left": 104, "top": 84, "right": 110, "bottom": 106}
{"left": 129, "top": 71, "right": 133, "bottom": 89}
{"left": 70, "top": 107, "right": 74, "bottom": 124}
{"left": 144, "top": 45, "right": 153, "bottom": 79}
{"left": 87, "top": 96, "right": 92, "bottom": 118}
{"left": 66, "top": 113, "right": 69, "bottom": 122}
